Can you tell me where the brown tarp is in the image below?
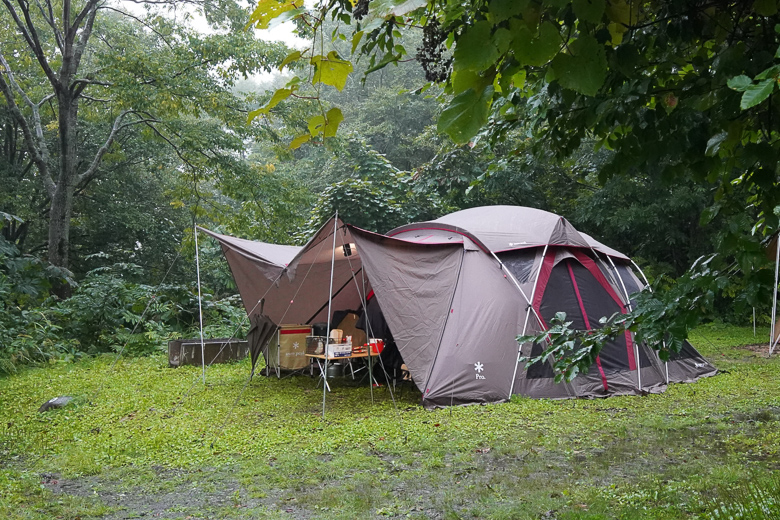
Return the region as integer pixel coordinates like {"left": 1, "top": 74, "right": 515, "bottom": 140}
{"left": 200, "top": 219, "right": 368, "bottom": 326}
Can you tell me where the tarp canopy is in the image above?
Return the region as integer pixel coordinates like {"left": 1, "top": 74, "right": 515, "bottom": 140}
{"left": 200, "top": 218, "right": 369, "bottom": 327}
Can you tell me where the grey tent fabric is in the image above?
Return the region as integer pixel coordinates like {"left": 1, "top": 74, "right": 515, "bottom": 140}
{"left": 247, "top": 313, "right": 278, "bottom": 377}
{"left": 350, "top": 228, "right": 464, "bottom": 387}
{"left": 207, "top": 205, "right": 716, "bottom": 409}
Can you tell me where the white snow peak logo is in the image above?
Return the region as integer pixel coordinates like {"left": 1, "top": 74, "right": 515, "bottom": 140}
{"left": 474, "top": 362, "right": 486, "bottom": 380}
{"left": 292, "top": 341, "right": 300, "bottom": 350}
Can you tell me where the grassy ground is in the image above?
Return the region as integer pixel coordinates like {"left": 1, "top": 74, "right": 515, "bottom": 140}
{"left": 1, "top": 323, "right": 779, "bottom": 519}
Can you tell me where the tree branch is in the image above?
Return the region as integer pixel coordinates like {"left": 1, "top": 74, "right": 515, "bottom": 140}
{"left": 69, "top": 1, "right": 101, "bottom": 81}
{"left": 99, "top": 6, "right": 175, "bottom": 48}
{"left": 0, "top": 53, "right": 55, "bottom": 197}
{"left": 76, "top": 110, "right": 154, "bottom": 187}
{"left": 2, "top": 0, "right": 61, "bottom": 89}
{"left": 31, "top": 0, "right": 65, "bottom": 51}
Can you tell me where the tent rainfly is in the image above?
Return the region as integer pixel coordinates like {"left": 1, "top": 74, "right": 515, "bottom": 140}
{"left": 204, "top": 205, "right": 716, "bottom": 409}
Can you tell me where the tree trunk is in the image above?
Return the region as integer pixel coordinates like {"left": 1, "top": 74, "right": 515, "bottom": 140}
{"left": 48, "top": 93, "right": 79, "bottom": 297}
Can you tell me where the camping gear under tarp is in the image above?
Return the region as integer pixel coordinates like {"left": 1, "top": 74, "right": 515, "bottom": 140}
{"left": 204, "top": 205, "right": 716, "bottom": 408}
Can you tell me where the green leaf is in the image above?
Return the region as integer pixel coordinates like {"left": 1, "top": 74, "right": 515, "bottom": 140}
{"left": 365, "top": 52, "right": 402, "bottom": 74}
{"left": 705, "top": 132, "right": 727, "bottom": 157}
{"left": 511, "top": 20, "right": 561, "bottom": 67}
{"left": 551, "top": 34, "right": 607, "bottom": 96}
{"left": 700, "top": 204, "right": 721, "bottom": 226}
{"left": 727, "top": 75, "right": 753, "bottom": 92}
{"left": 352, "top": 31, "right": 364, "bottom": 54}
{"left": 754, "top": 0, "right": 778, "bottom": 16}
{"left": 247, "top": 88, "right": 294, "bottom": 122}
{"left": 451, "top": 69, "right": 492, "bottom": 95}
{"left": 572, "top": 0, "right": 606, "bottom": 23}
{"left": 437, "top": 85, "right": 494, "bottom": 143}
{"left": 306, "top": 108, "right": 344, "bottom": 138}
{"left": 454, "top": 21, "right": 500, "bottom": 71}
{"left": 311, "top": 51, "right": 354, "bottom": 91}
{"left": 307, "top": 115, "right": 325, "bottom": 136}
{"left": 755, "top": 64, "right": 780, "bottom": 80}
{"left": 488, "top": 0, "right": 528, "bottom": 22}
{"left": 492, "top": 27, "right": 513, "bottom": 54}
{"left": 289, "top": 133, "right": 311, "bottom": 149}
{"left": 511, "top": 70, "right": 526, "bottom": 89}
{"left": 247, "top": 0, "right": 297, "bottom": 30}
{"left": 323, "top": 107, "right": 344, "bottom": 137}
{"left": 740, "top": 78, "right": 775, "bottom": 109}
{"left": 279, "top": 51, "right": 302, "bottom": 71}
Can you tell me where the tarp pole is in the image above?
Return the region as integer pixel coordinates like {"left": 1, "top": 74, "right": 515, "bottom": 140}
{"left": 323, "top": 214, "right": 339, "bottom": 417}
{"left": 771, "top": 238, "right": 780, "bottom": 355}
{"left": 194, "top": 224, "right": 206, "bottom": 384}
{"left": 608, "top": 257, "right": 641, "bottom": 392}
{"left": 508, "top": 244, "right": 548, "bottom": 399}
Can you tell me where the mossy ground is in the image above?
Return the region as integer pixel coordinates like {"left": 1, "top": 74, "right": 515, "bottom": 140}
{"left": 1, "top": 323, "right": 778, "bottom": 519}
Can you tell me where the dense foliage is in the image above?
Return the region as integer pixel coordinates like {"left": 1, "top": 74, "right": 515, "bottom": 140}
{"left": 3, "top": 0, "right": 778, "bottom": 377}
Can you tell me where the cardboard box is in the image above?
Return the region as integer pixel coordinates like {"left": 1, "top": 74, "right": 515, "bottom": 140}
{"left": 328, "top": 342, "right": 352, "bottom": 358}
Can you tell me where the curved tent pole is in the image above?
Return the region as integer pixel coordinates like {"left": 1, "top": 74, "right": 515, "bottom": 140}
{"left": 508, "top": 245, "right": 549, "bottom": 399}
{"left": 630, "top": 260, "right": 669, "bottom": 384}
{"left": 607, "top": 256, "right": 642, "bottom": 392}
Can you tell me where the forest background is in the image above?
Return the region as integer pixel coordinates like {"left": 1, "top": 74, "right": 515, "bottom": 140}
{"left": 1, "top": 0, "right": 777, "bottom": 374}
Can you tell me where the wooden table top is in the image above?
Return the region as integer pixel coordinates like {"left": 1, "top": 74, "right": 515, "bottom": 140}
{"left": 305, "top": 351, "right": 378, "bottom": 361}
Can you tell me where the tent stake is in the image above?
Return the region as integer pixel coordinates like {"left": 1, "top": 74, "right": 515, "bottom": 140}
{"left": 194, "top": 224, "right": 206, "bottom": 385}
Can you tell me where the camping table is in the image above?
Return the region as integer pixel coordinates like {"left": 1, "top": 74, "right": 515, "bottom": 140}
{"left": 306, "top": 351, "right": 379, "bottom": 392}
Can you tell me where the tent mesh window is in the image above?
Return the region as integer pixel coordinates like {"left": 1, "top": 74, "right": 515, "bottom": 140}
{"left": 539, "top": 260, "right": 650, "bottom": 374}
{"left": 497, "top": 249, "right": 537, "bottom": 283}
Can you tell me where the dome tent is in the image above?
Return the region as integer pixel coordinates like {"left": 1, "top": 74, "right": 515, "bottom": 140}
{"left": 204, "top": 205, "right": 716, "bottom": 409}
{"left": 349, "top": 205, "right": 716, "bottom": 407}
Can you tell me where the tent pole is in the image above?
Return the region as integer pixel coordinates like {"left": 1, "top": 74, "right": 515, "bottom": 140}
{"left": 608, "top": 257, "right": 641, "bottom": 392}
{"left": 771, "top": 237, "right": 780, "bottom": 355}
{"left": 323, "top": 214, "right": 339, "bottom": 417}
{"left": 194, "top": 224, "right": 206, "bottom": 385}
{"left": 508, "top": 244, "right": 548, "bottom": 399}
{"left": 360, "top": 266, "right": 373, "bottom": 401}
{"left": 631, "top": 260, "right": 668, "bottom": 382}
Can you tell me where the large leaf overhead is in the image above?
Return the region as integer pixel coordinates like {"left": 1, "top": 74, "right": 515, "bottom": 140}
{"left": 311, "top": 51, "right": 354, "bottom": 91}
{"left": 551, "top": 34, "right": 607, "bottom": 96}
{"left": 511, "top": 20, "right": 561, "bottom": 67}
{"left": 438, "top": 86, "right": 495, "bottom": 143}
{"left": 454, "top": 21, "right": 500, "bottom": 71}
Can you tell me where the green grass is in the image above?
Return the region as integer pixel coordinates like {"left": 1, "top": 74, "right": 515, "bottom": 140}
{"left": 1, "top": 324, "right": 778, "bottom": 519}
